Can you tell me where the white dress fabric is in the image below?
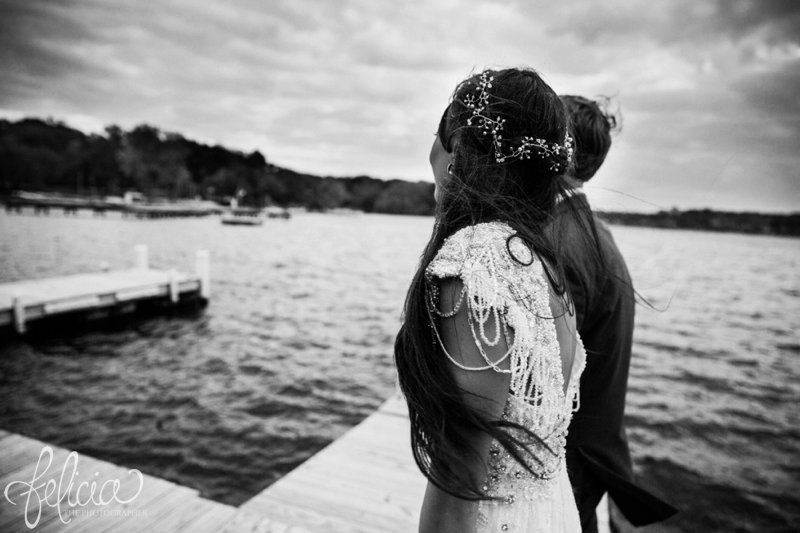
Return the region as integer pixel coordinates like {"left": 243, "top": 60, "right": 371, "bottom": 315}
{"left": 426, "top": 221, "right": 586, "bottom": 533}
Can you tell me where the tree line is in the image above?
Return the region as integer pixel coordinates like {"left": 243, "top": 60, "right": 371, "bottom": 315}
{"left": 0, "top": 118, "right": 436, "bottom": 215}
{"left": 1, "top": 117, "right": 796, "bottom": 236}
{"left": 599, "top": 209, "right": 799, "bottom": 237}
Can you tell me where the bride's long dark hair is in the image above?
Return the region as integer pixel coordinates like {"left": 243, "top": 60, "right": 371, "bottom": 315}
{"left": 394, "top": 68, "right": 592, "bottom": 500}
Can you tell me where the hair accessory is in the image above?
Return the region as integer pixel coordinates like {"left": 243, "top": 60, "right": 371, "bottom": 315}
{"left": 463, "top": 72, "right": 574, "bottom": 172}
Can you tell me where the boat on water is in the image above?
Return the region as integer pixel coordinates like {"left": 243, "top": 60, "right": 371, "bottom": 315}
{"left": 264, "top": 206, "right": 291, "bottom": 219}
{"left": 221, "top": 208, "right": 264, "bottom": 226}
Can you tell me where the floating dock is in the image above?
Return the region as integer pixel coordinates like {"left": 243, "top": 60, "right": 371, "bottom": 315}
{"left": 3, "top": 193, "right": 223, "bottom": 218}
{"left": 0, "top": 246, "right": 209, "bottom": 334}
{"left": 0, "top": 395, "right": 609, "bottom": 532}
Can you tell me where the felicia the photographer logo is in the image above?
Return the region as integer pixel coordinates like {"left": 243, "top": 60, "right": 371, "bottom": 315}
{"left": 3, "top": 446, "right": 145, "bottom": 529}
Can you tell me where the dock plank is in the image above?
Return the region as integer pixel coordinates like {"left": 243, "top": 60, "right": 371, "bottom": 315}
{"left": 135, "top": 495, "right": 220, "bottom": 532}
{"left": 13, "top": 461, "right": 181, "bottom": 533}
{"left": 0, "top": 446, "right": 81, "bottom": 532}
{"left": 219, "top": 509, "right": 308, "bottom": 533}
{"left": 240, "top": 395, "right": 427, "bottom": 533}
{"left": 92, "top": 485, "right": 203, "bottom": 533}
{"left": 0, "top": 434, "right": 49, "bottom": 476}
{"left": 0, "top": 268, "right": 204, "bottom": 330}
{"left": 173, "top": 500, "right": 238, "bottom": 533}
{"left": 238, "top": 496, "right": 388, "bottom": 533}
{"left": 43, "top": 483, "right": 184, "bottom": 533}
{"left": 0, "top": 433, "right": 219, "bottom": 533}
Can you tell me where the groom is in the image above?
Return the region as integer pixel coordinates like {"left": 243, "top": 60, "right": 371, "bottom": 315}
{"left": 556, "top": 96, "right": 677, "bottom": 532}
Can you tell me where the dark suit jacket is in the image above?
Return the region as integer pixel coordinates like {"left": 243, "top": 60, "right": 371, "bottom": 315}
{"left": 554, "top": 193, "right": 677, "bottom": 529}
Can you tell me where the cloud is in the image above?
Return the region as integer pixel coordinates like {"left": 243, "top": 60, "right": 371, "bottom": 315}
{"left": 0, "top": 0, "right": 797, "bottom": 211}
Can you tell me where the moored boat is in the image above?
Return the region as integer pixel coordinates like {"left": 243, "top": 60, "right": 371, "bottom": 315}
{"left": 221, "top": 208, "right": 264, "bottom": 225}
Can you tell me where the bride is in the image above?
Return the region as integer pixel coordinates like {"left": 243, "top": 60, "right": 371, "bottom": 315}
{"left": 395, "top": 68, "right": 588, "bottom": 532}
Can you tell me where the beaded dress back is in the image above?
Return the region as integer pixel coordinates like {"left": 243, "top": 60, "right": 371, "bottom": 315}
{"left": 426, "top": 221, "right": 585, "bottom": 533}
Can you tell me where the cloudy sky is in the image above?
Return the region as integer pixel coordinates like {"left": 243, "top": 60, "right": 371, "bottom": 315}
{"left": 1, "top": 0, "right": 798, "bottom": 212}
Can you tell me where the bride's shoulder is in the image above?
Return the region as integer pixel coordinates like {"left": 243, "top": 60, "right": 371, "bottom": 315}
{"left": 427, "top": 221, "right": 535, "bottom": 279}
{"left": 457, "top": 221, "right": 516, "bottom": 248}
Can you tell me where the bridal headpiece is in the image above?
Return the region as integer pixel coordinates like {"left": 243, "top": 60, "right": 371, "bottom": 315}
{"left": 461, "top": 71, "right": 574, "bottom": 173}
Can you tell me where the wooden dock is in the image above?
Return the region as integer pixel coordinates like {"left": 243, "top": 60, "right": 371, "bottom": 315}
{"left": 0, "top": 400, "right": 423, "bottom": 533}
{"left": 0, "top": 247, "right": 209, "bottom": 334}
{"left": 240, "top": 394, "right": 427, "bottom": 532}
{"left": 1, "top": 394, "right": 610, "bottom": 532}
{"left": 0, "top": 429, "right": 282, "bottom": 533}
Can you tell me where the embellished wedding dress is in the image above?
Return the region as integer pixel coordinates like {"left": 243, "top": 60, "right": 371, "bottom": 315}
{"left": 427, "top": 221, "right": 586, "bottom": 533}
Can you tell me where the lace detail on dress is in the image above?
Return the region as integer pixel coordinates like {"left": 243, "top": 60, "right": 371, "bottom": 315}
{"left": 426, "top": 221, "right": 585, "bottom": 533}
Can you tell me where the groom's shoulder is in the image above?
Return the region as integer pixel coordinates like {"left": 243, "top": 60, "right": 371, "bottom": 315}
{"left": 591, "top": 212, "right": 619, "bottom": 248}
{"left": 557, "top": 197, "right": 631, "bottom": 276}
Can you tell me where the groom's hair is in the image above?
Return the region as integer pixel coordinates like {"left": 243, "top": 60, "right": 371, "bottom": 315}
{"left": 561, "top": 95, "right": 620, "bottom": 182}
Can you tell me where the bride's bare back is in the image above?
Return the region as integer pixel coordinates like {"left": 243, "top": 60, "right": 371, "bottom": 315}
{"left": 418, "top": 222, "right": 584, "bottom": 533}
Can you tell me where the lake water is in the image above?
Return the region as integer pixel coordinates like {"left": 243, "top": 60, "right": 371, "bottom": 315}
{"left": 0, "top": 211, "right": 798, "bottom": 532}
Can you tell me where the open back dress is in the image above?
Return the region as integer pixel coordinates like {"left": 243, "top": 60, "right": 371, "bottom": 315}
{"left": 427, "top": 221, "right": 586, "bottom": 533}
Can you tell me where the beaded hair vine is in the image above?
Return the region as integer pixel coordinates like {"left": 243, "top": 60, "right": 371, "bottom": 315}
{"left": 462, "top": 72, "right": 574, "bottom": 173}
